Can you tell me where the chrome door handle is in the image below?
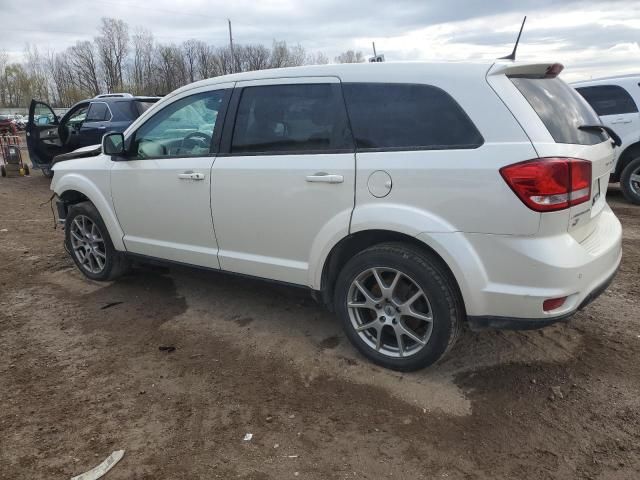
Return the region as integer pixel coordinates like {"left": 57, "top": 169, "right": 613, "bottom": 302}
{"left": 178, "top": 172, "right": 205, "bottom": 180}
{"left": 305, "top": 173, "right": 344, "bottom": 184}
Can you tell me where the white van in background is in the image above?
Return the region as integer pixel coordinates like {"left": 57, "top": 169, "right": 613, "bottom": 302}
{"left": 573, "top": 75, "right": 640, "bottom": 204}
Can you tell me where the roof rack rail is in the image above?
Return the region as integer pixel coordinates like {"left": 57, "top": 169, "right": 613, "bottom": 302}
{"left": 94, "top": 93, "right": 134, "bottom": 99}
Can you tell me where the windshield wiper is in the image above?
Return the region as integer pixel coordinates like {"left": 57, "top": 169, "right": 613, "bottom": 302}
{"left": 578, "top": 124, "right": 621, "bottom": 147}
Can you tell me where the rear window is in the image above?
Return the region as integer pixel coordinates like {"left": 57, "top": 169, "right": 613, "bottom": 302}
{"left": 342, "top": 83, "right": 483, "bottom": 150}
{"left": 135, "top": 100, "right": 158, "bottom": 115}
{"left": 575, "top": 85, "right": 638, "bottom": 116}
{"left": 510, "top": 77, "right": 607, "bottom": 145}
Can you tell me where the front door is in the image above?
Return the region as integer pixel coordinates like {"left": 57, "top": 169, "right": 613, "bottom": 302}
{"left": 110, "top": 84, "right": 233, "bottom": 268}
{"left": 26, "top": 100, "right": 62, "bottom": 167}
{"left": 211, "top": 78, "right": 356, "bottom": 285}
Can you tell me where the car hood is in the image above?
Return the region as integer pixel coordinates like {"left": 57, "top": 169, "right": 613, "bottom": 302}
{"left": 51, "top": 144, "right": 102, "bottom": 167}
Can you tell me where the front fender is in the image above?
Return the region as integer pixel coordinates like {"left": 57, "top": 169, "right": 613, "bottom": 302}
{"left": 52, "top": 172, "right": 125, "bottom": 251}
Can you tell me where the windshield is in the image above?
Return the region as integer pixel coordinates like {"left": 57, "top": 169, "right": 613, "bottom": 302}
{"left": 510, "top": 76, "right": 608, "bottom": 145}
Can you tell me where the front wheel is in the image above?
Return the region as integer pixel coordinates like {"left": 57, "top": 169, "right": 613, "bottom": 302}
{"left": 334, "top": 243, "right": 463, "bottom": 371}
{"left": 620, "top": 157, "right": 640, "bottom": 205}
{"left": 65, "top": 202, "right": 130, "bottom": 281}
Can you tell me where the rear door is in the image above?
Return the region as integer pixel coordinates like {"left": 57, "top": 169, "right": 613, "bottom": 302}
{"left": 501, "top": 70, "right": 615, "bottom": 241}
{"left": 26, "top": 100, "right": 63, "bottom": 167}
{"left": 211, "top": 77, "right": 355, "bottom": 285}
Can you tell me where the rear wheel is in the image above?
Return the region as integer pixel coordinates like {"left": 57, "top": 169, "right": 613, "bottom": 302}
{"left": 42, "top": 167, "right": 54, "bottom": 179}
{"left": 334, "top": 243, "right": 463, "bottom": 371}
{"left": 620, "top": 157, "right": 640, "bottom": 205}
{"left": 65, "top": 202, "right": 130, "bottom": 281}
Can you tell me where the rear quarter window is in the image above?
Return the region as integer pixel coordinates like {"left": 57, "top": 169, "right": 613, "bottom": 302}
{"left": 510, "top": 77, "right": 608, "bottom": 145}
{"left": 575, "top": 85, "right": 638, "bottom": 116}
{"left": 341, "top": 83, "right": 483, "bottom": 151}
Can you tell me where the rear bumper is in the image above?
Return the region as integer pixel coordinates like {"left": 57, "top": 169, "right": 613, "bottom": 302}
{"left": 417, "top": 203, "right": 622, "bottom": 325}
{"left": 467, "top": 265, "right": 618, "bottom": 331}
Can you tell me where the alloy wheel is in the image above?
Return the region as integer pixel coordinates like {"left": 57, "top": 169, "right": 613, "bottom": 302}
{"left": 346, "top": 267, "right": 434, "bottom": 358}
{"left": 630, "top": 167, "right": 640, "bottom": 196}
{"left": 69, "top": 215, "right": 107, "bottom": 274}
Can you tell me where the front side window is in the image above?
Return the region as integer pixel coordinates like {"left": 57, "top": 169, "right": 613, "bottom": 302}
{"left": 231, "top": 84, "right": 353, "bottom": 154}
{"left": 342, "top": 83, "right": 483, "bottom": 150}
{"left": 132, "top": 90, "right": 226, "bottom": 158}
{"left": 575, "top": 85, "right": 638, "bottom": 116}
{"left": 86, "top": 103, "right": 110, "bottom": 122}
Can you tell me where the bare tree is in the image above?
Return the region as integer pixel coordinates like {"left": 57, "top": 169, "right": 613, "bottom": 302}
{"left": 0, "top": 49, "right": 8, "bottom": 106}
{"left": 306, "top": 51, "right": 329, "bottom": 65}
{"left": 156, "top": 44, "right": 187, "bottom": 94}
{"left": 182, "top": 39, "right": 199, "bottom": 83}
{"left": 213, "top": 46, "right": 234, "bottom": 76}
{"left": 269, "top": 40, "right": 306, "bottom": 68}
{"left": 95, "top": 17, "right": 129, "bottom": 92}
{"left": 69, "top": 41, "right": 100, "bottom": 96}
{"left": 241, "top": 44, "right": 271, "bottom": 72}
{"left": 335, "top": 50, "right": 365, "bottom": 64}
{"left": 131, "top": 29, "right": 155, "bottom": 95}
{"left": 0, "top": 16, "right": 375, "bottom": 108}
{"left": 195, "top": 41, "right": 217, "bottom": 80}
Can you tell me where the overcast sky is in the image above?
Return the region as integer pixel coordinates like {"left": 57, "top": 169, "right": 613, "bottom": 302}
{"left": 2, "top": 0, "right": 639, "bottom": 81}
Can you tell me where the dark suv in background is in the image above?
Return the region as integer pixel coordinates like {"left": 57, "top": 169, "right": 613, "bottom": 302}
{"left": 27, "top": 93, "right": 160, "bottom": 177}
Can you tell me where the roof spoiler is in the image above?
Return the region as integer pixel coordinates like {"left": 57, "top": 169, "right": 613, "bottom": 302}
{"left": 488, "top": 62, "right": 564, "bottom": 78}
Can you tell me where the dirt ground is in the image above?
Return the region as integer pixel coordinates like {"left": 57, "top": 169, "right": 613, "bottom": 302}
{"left": 1, "top": 162, "right": 639, "bottom": 479}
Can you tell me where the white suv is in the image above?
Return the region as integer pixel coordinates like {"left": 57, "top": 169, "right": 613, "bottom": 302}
{"left": 572, "top": 75, "right": 640, "bottom": 204}
{"left": 50, "top": 61, "right": 622, "bottom": 371}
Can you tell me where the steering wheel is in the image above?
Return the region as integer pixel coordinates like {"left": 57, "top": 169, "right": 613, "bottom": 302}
{"left": 180, "top": 131, "right": 212, "bottom": 152}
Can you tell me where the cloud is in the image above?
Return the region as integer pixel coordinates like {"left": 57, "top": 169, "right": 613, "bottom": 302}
{"left": 1, "top": 0, "right": 638, "bottom": 80}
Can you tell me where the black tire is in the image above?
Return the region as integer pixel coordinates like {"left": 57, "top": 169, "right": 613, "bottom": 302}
{"left": 620, "top": 156, "right": 640, "bottom": 205}
{"left": 0, "top": 165, "right": 5, "bottom": 177}
{"left": 65, "top": 201, "right": 130, "bottom": 281}
{"left": 42, "top": 167, "right": 54, "bottom": 179}
{"left": 334, "top": 242, "right": 463, "bottom": 371}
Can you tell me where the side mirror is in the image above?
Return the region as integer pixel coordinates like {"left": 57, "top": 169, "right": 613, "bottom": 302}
{"left": 102, "top": 132, "right": 125, "bottom": 156}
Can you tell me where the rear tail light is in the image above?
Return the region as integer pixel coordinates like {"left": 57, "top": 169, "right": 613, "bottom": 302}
{"left": 500, "top": 157, "right": 591, "bottom": 212}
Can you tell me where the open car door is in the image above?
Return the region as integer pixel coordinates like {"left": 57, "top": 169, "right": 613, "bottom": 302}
{"left": 27, "top": 100, "right": 64, "bottom": 177}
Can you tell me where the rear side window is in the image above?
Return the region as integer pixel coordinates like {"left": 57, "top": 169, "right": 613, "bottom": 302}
{"left": 112, "top": 100, "right": 139, "bottom": 120}
{"left": 342, "top": 83, "right": 483, "bottom": 150}
{"left": 85, "top": 102, "right": 110, "bottom": 122}
{"left": 510, "top": 77, "right": 607, "bottom": 145}
{"left": 575, "top": 85, "right": 638, "bottom": 116}
{"left": 231, "top": 84, "right": 353, "bottom": 154}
